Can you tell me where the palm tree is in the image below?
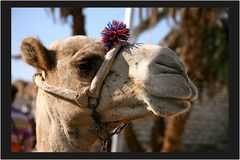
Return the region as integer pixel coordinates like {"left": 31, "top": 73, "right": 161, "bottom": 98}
{"left": 124, "top": 8, "right": 229, "bottom": 152}
{"left": 50, "top": 8, "right": 86, "bottom": 35}
{"left": 134, "top": 8, "right": 228, "bottom": 95}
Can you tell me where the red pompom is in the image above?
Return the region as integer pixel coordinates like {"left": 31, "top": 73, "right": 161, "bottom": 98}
{"left": 101, "top": 20, "right": 130, "bottom": 50}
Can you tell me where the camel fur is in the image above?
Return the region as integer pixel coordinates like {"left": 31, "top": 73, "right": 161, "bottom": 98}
{"left": 21, "top": 35, "right": 198, "bottom": 152}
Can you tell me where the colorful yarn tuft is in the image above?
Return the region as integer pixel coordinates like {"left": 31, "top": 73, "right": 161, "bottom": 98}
{"left": 101, "top": 20, "right": 130, "bottom": 50}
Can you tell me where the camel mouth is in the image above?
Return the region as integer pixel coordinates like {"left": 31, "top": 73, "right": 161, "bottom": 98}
{"left": 143, "top": 79, "right": 197, "bottom": 117}
{"left": 138, "top": 84, "right": 195, "bottom": 117}
{"left": 157, "top": 96, "right": 193, "bottom": 103}
{"left": 141, "top": 70, "right": 198, "bottom": 103}
{"left": 143, "top": 94, "right": 191, "bottom": 117}
{"left": 135, "top": 68, "right": 198, "bottom": 117}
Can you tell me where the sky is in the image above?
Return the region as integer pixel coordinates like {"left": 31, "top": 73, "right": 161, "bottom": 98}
{"left": 11, "top": 8, "right": 171, "bottom": 82}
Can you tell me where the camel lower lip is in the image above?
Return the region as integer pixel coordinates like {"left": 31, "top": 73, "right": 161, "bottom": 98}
{"left": 142, "top": 92, "right": 191, "bottom": 117}
{"left": 153, "top": 96, "right": 191, "bottom": 107}
{"left": 157, "top": 96, "right": 192, "bottom": 103}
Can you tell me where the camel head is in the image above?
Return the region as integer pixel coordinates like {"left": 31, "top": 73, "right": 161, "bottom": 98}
{"left": 21, "top": 35, "right": 197, "bottom": 152}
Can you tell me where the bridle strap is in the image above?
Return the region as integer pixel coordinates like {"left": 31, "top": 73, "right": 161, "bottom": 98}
{"left": 32, "top": 43, "right": 128, "bottom": 152}
{"left": 88, "top": 43, "right": 122, "bottom": 98}
{"left": 33, "top": 73, "right": 89, "bottom": 107}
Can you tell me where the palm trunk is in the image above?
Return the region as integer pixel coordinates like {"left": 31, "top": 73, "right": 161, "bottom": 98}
{"left": 71, "top": 8, "right": 86, "bottom": 35}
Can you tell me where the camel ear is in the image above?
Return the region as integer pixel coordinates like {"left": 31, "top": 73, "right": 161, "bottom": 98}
{"left": 21, "top": 37, "right": 52, "bottom": 71}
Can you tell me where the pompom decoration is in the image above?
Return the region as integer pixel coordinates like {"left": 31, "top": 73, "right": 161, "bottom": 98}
{"left": 101, "top": 20, "right": 130, "bottom": 50}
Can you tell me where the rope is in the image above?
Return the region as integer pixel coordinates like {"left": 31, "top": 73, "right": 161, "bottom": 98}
{"left": 33, "top": 73, "right": 88, "bottom": 107}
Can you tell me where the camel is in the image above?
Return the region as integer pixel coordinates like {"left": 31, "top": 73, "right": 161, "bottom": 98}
{"left": 21, "top": 35, "right": 198, "bottom": 152}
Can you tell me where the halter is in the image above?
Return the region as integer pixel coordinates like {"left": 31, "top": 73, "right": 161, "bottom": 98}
{"left": 33, "top": 43, "right": 131, "bottom": 152}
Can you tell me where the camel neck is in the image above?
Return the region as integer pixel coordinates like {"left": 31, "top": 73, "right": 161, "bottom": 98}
{"left": 35, "top": 89, "right": 99, "bottom": 152}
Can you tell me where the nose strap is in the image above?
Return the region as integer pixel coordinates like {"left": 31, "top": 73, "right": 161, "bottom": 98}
{"left": 88, "top": 43, "right": 122, "bottom": 98}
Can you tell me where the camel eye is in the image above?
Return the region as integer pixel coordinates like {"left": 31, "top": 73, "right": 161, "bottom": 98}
{"left": 77, "top": 61, "right": 91, "bottom": 73}
{"left": 76, "top": 54, "right": 103, "bottom": 78}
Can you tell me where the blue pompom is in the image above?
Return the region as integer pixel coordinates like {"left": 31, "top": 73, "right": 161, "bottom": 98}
{"left": 101, "top": 20, "right": 130, "bottom": 50}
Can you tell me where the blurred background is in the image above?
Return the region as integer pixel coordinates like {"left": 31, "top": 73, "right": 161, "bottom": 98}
{"left": 11, "top": 8, "right": 229, "bottom": 152}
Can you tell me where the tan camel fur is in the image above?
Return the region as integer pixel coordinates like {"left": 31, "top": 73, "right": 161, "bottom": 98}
{"left": 21, "top": 35, "right": 198, "bottom": 152}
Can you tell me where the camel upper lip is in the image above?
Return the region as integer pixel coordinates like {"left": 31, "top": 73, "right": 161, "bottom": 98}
{"left": 142, "top": 79, "right": 198, "bottom": 102}
{"left": 141, "top": 83, "right": 196, "bottom": 103}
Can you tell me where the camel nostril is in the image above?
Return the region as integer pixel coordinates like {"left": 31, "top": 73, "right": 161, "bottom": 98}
{"left": 155, "top": 47, "right": 187, "bottom": 74}
{"left": 154, "top": 61, "right": 184, "bottom": 74}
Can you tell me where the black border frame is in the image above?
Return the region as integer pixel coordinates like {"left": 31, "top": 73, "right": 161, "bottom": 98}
{"left": 1, "top": 1, "right": 239, "bottom": 159}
